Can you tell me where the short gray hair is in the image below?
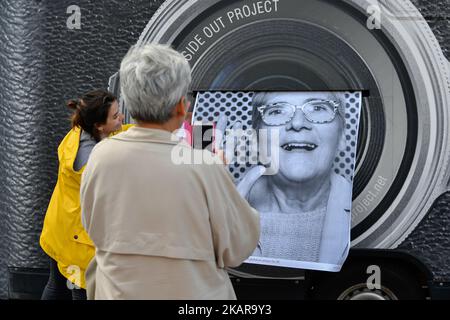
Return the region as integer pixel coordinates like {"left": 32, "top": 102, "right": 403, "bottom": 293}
{"left": 119, "top": 43, "right": 192, "bottom": 123}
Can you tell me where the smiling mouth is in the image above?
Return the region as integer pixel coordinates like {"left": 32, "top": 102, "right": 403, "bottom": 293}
{"left": 281, "top": 142, "right": 318, "bottom": 151}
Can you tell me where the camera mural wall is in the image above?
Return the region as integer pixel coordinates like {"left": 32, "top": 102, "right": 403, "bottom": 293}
{"left": 0, "top": 0, "right": 449, "bottom": 299}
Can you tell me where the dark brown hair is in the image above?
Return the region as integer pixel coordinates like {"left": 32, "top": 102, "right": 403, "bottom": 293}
{"left": 67, "top": 89, "right": 117, "bottom": 142}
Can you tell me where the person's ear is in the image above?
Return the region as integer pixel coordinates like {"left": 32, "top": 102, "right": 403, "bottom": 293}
{"left": 174, "top": 96, "right": 190, "bottom": 117}
{"left": 95, "top": 123, "right": 104, "bottom": 133}
{"left": 186, "top": 111, "right": 193, "bottom": 123}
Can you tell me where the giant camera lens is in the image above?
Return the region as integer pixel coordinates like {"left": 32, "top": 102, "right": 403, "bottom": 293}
{"left": 110, "top": 0, "right": 450, "bottom": 277}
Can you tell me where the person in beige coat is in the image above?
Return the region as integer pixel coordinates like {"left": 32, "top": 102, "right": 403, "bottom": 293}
{"left": 80, "top": 44, "right": 260, "bottom": 300}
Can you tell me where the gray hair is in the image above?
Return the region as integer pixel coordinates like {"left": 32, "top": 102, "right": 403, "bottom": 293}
{"left": 119, "top": 43, "right": 192, "bottom": 123}
{"left": 251, "top": 91, "right": 346, "bottom": 130}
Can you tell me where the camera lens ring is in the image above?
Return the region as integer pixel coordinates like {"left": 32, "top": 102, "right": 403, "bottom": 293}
{"left": 115, "top": 0, "right": 450, "bottom": 277}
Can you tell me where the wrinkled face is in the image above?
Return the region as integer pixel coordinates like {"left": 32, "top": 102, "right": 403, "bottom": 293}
{"left": 258, "top": 92, "right": 344, "bottom": 184}
{"left": 98, "top": 100, "right": 124, "bottom": 136}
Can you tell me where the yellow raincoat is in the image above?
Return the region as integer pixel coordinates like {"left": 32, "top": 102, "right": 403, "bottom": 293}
{"left": 40, "top": 124, "right": 133, "bottom": 289}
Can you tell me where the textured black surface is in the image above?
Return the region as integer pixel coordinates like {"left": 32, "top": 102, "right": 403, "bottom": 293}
{"left": 0, "top": 0, "right": 48, "bottom": 300}
{"left": 0, "top": 0, "right": 449, "bottom": 299}
{"left": 399, "top": 193, "right": 450, "bottom": 282}
{"left": 411, "top": 0, "right": 450, "bottom": 58}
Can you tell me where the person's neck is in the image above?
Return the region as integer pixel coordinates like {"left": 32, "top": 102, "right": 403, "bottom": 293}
{"left": 98, "top": 132, "right": 108, "bottom": 140}
{"left": 136, "top": 119, "right": 182, "bottom": 133}
{"left": 268, "top": 173, "right": 331, "bottom": 213}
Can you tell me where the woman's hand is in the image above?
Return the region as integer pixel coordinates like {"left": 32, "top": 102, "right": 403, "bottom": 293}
{"left": 214, "top": 114, "right": 266, "bottom": 198}
{"left": 214, "top": 114, "right": 240, "bottom": 165}
{"left": 236, "top": 165, "right": 266, "bottom": 199}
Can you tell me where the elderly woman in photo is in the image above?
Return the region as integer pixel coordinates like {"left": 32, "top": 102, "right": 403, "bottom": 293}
{"left": 226, "top": 91, "right": 352, "bottom": 270}
{"left": 80, "top": 44, "right": 260, "bottom": 299}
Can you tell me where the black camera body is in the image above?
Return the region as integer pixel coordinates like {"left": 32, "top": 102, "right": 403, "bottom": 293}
{"left": 1, "top": 0, "right": 449, "bottom": 300}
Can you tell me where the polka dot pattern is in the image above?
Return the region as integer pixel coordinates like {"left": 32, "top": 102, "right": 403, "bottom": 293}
{"left": 193, "top": 91, "right": 361, "bottom": 182}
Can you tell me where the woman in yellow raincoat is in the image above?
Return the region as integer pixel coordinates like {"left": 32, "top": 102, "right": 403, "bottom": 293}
{"left": 40, "top": 89, "right": 131, "bottom": 299}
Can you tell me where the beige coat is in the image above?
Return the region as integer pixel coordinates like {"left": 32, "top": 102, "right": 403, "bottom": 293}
{"left": 80, "top": 127, "right": 260, "bottom": 300}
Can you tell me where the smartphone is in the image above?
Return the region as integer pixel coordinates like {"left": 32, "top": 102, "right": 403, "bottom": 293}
{"left": 192, "top": 122, "right": 215, "bottom": 151}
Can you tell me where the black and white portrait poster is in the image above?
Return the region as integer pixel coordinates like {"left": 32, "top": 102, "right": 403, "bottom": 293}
{"left": 193, "top": 91, "right": 362, "bottom": 272}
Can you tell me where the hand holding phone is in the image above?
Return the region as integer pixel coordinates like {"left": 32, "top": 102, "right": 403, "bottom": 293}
{"left": 214, "top": 115, "right": 243, "bottom": 165}
{"left": 191, "top": 121, "right": 215, "bottom": 152}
